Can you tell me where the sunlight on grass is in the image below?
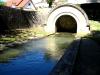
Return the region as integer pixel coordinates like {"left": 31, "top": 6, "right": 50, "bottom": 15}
{"left": 83, "top": 20, "right": 100, "bottom": 42}
{"left": 0, "top": 2, "right": 5, "bottom": 6}
{"left": 0, "top": 26, "right": 47, "bottom": 43}
{"left": 0, "top": 49, "right": 22, "bottom": 63}
{"left": 89, "top": 20, "right": 100, "bottom": 31}
{"left": 0, "top": 37, "right": 16, "bottom": 43}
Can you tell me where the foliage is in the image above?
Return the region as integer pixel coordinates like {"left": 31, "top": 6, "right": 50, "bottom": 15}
{"left": 0, "top": 37, "right": 16, "bottom": 43}
{"left": 83, "top": 20, "right": 100, "bottom": 43}
{"left": 46, "top": 0, "right": 54, "bottom": 7}
{"left": 89, "top": 20, "right": 100, "bottom": 31}
{"left": 0, "top": 26, "right": 47, "bottom": 45}
{"left": 46, "top": 0, "right": 53, "bottom": 3}
{"left": 0, "top": 49, "right": 22, "bottom": 63}
{"left": 0, "top": 2, "right": 5, "bottom": 6}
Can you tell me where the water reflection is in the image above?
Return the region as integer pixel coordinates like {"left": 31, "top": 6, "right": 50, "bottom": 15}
{"left": 44, "top": 33, "right": 75, "bottom": 61}
{"left": 0, "top": 33, "right": 75, "bottom": 75}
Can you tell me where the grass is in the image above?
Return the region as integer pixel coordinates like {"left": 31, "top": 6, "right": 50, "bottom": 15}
{"left": 0, "top": 2, "right": 5, "bottom": 6}
{"left": 0, "top": 20, "right": 100, "bottom": 63}
{"left": 0, "top": 49, "right": 22, "bottom": 63}
{"left": 76, "top": 20, "right": 100, "bottom": 37}
{"left": 0, "top": 37, "right": 16, "bottom": 43}
{"left": 0, "top": 20, "right": 100, "bottom": 48}
{"left": 82, "top": 20, "right": 100, "bottom": 43}
{"left": 0, "top": 26, "right": 48, "bottom": 63}
{"left": 89, "top": 20, "right": 100, "bottom": 31}
{"left": 0, "top": 26, "right": 47, "bottom": 43}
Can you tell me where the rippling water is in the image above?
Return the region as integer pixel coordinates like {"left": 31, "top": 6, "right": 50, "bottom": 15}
{"left": 0, "top": 33, "right": 75, "bottom": 75}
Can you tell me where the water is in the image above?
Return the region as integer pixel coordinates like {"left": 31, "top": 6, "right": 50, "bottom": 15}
{"left": 0, "top": 33, "right": 75, "bottom": 75}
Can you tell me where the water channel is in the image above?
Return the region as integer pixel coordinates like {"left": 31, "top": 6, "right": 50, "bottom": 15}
{"left": 0, "top": 33, "right": 75, "bottom": 75}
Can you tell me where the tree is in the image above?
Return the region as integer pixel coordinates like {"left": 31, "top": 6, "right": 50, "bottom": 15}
{"left": 46, "top": 0, "right": 54, "bottom": 7}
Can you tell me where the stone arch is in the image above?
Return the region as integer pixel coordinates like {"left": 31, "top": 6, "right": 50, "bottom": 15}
{"left": 44, "top": 4, "right": 90, "bottom": 34}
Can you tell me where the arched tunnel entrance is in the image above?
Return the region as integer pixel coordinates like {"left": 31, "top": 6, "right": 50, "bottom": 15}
{"left": 55, "top": 15, "right": 77, "bottom": 33}
{"left": 44, "top": 4, "right": 90, "bottom": 34}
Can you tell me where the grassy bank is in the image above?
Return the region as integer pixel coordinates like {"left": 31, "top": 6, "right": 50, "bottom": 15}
{"left": 0, "top": 25, "right": 48, "bottom": 63}
{"left": 0, "top": 49, "right": 22, "bottom": 63}
{"left": 84, "top": 20, "right": 100, "bottom": 43}
{"left": 0, "top": 20, "right": 100, "bottom": 50}
{"left": 89, "top": 20, "right": 100, "bottom": 31}
{"left": 0, "top": 26, "right": 48, "bottom": 50}
{"left": 0, "top": 20, "right": 100, "bottom": 63}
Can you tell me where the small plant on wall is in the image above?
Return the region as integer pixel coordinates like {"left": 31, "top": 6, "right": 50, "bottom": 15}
{"left": 46, "top": 0, "right": 54, "bottom": 7}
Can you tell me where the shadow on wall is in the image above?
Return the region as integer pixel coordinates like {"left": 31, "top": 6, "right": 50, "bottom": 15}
{"left": 0, "top": 6, "right": 37, "bottom": 33}
{"left": 81, "top": 3, "right": 100, "bottom": 21}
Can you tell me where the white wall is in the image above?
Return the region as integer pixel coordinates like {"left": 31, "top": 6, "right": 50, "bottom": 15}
{"left": 32, "top": 0, "right": 44, "bottom": 4}
{"left": 67, "top": 0, "right": 100, "bottom": 4}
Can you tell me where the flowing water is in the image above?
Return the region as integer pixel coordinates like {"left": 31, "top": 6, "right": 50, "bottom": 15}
{"left": 0, "top": 33, "right": 75, "bottom": 75}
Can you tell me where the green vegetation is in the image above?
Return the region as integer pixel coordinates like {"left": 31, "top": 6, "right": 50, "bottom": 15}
{"left": 0, "top": 49, "right": 22, "bottom": 63}
{"left": 46, "top": 0, "right": 54, "bottom": 7}
{"left": 0, "top": 26, "right": 48, "bottom": 47}
{"left": 83, "top": 20, "right": 100, "bottom": 43}
{"left": 89, "top": 20, "right": 100, "bottom": 31}
{"left": 0, "top": 20, "right": 100, "bottom": 63}
{"left": 0, "top": 37, "right": 16, "bottom": 43}
{"left": 0, "top": 26, "right": 48, "bottom": 63}
{"left": 76, "top": 20, "right": 100, "bottom": 37}
{"left": 0, "top": 20, "right": 100, "bottom": 51}
{"left": 0, "top": 2, "right": 5, "bottom": 6}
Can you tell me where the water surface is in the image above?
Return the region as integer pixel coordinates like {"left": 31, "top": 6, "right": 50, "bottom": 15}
{"left": 0, "top": 33, "right": 75, "bottom": 75}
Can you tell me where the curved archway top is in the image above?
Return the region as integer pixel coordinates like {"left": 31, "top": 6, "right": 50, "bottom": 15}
{"left": 44, "top": 4, "right": 90, "bottom": 34}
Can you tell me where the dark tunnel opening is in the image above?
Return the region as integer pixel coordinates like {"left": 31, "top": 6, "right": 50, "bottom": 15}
{"left": 55, "top": 15, "right": 77, "bottom": 33}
